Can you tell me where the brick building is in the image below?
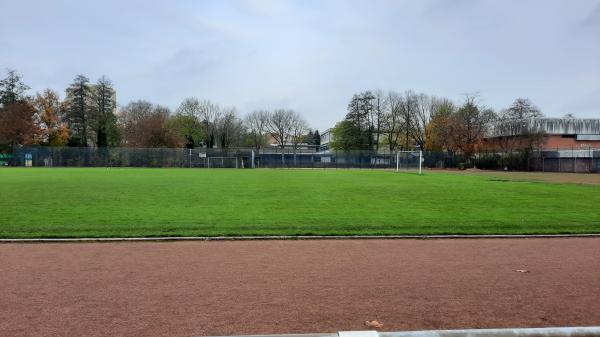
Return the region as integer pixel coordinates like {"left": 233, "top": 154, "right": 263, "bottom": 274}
{"left": 483, "top": 118, "right": 600, "bottom": 172}
{"left": 485, "top": 118, "right": 600, "bottom": 150}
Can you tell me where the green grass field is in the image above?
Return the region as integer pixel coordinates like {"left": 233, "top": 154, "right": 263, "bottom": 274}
{"left": 1, "top": 168, "right": 599, "bottom": 238}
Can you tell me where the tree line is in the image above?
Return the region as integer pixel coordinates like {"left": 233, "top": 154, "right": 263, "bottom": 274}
{"left": 1, "top": 69, "right": 573, "bottom": 159}
{"left": 0, "top": 70, "right": 319, "bottom": 150}
{"left": 331, "top": 89, "right": 555, "bottom": 159}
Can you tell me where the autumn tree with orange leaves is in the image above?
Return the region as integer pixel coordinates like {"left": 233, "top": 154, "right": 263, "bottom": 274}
{"left": 0, "top": 70, "right": 42, "bottom": 147}
{"left": 0, "top": 102, "right": 41, "bottom": 147}
{"left": 34, "top": 89, "right": 69, "bottom": 146}
{"left": 447, "top": 96, "right": 496, "bottom": 161}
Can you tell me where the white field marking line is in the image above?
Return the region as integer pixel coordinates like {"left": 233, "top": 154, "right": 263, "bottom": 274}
{"left": 197, "top": 327, "right": 600, "bottom": 337}
{"left": 338, "top": 331, "right": 378, "bottom": 337}
{"left": 1, "top": 234, "right": 600, "bottom": 243}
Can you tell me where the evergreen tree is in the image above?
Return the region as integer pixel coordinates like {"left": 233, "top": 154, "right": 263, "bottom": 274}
{"left": 331, "top": 120, "right": 368, "bottom": 151}
{"left": 339, "top": 91, "right": 375, "bottom": 150}
{"left": 0, "top": 69, "right": 29, "bottom": 106}
{"left": 65, "top": 75, "right": 92, "bottom": 146}
{"left": 92, "top": 76, "right": 119, "bottom": 147}
{"left": 313, "top": 130, "right": 321, "bottom": 146}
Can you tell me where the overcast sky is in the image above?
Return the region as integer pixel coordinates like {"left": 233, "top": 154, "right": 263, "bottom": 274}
{"left": 2, "top": 0, "right": 599, "bottom": 130}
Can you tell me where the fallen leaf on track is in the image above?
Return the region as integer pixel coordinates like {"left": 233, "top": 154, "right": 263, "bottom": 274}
{"left": 365, "top": 320, "right": 383, "bottom": 328}
{"left": 515, "top": 269, "right": 529, "bottom": 273}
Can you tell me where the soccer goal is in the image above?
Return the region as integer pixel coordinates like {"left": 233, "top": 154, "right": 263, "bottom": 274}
{"left": 395, "top": 150, "right": 423, "bottom": 174}
{"left": 206, "top": 157, "right": 240, "bottom": 168}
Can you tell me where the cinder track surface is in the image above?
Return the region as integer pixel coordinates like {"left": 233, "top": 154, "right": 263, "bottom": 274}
{"left": 1, "top": 239, "right": 599, "bottom": 337}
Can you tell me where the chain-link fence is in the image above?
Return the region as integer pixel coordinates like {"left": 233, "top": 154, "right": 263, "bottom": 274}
{"left": 474, "top": 148, "right": 600, "bottom": 173}
{"left": 3, "top": 146, "right": 599, "bottom": 173}
{"left": 5, "top": 146, "right": 422, "bottom": 170}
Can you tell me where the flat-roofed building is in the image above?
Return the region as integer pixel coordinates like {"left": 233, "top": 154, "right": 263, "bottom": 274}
{"left": 485, "top": 118, "right": 600, "bottom": 150}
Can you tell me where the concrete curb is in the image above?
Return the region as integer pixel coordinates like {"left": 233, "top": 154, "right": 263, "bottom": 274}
{"left": 199, "top": 327, "right": 600, "bottom": 337}
{"left": 2, "top": 234, "right": 600, "bottom": 243}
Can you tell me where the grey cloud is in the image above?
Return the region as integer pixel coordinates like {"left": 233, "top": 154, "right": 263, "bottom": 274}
{"left": 1, "top": 0, "right": 599, "bottom": 130}
{"left": 581, "top": 2, "right": 600, "bottom": 27}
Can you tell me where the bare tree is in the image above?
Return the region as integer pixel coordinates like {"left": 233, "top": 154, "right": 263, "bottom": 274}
{"left": 198, "top": 100, "right": 221, "bottom": 148}
{"left": 290, "top": 112, "right": 309, "bottom": 150}
{"left": 372, "top": 89, "right": 386, "bottom": 152}
{"left": 216, "top": 108, "right": 244, "bottom": 149}
{"left": 382, "top": 91, "right": 402, "bottom": 151}
{"left": 505, "top": 98, "right": 542, "bottom": 119}
{"left": 399, "top": 91, "right": 418, "bottom": 150}
{"left": 177, "top": 97, "right": 201, "bottom": 116}
{"left": 266, "top": 109, "right": 294, "bottom": 149}
{"left": 119, "top": 100, "right": 180, "bottom": 148}
{"left": 493, "top": 98, "right": 545, "bottom": 155}
{"left": 411, "top": 94, "right": 439, "bottom": 151}
{"left": 245, "top": 110, "right": 270, "bottom": 150}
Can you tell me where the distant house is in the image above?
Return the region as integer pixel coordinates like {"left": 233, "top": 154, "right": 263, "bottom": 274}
{"left": 319, "top": 128, "right": 333, "bottom": 152}
{"left": 264, "top": 133, "right": 314, "bottom": 151}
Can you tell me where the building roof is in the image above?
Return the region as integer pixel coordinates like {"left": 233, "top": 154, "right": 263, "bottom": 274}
{"left": 488, "top": 118, "right": 600, "bottom": 138}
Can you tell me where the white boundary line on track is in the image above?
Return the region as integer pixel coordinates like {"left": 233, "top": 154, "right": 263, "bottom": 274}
{"left": 2, "top": 234, "right": 600, "bottom": 243}
{"left": 198, "top": 327, "right": 600, "bottom": 337}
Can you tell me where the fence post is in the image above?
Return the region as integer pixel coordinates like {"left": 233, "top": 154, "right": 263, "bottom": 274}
{"left": 251, "top": 150, "right": 255, "bottom": 169}
{"left": 542, "top": 151, "right": 545, "bottom": 172}
{"left": 419, "top": 150, "right": 423, "bottom": 175}
{"left": 396, "top": 151, "right": 399, "bottom": 172}
{"left": 590, "top": 147, "right": 592, "bottom": 173}
{"left": 573, "top": 146, "right": 575, "bottom": 173}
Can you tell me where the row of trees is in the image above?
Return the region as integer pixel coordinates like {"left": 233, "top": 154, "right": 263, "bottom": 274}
{"left": 0, "top": 71, "right": 119, "bottom": 148}
{"left": 331, "top": 90, "right": 549, "bottom": 159}
{"left": 0, "top": 69, "right": 565, "bottom": 159}
{"left": 0, "top": 70, "right": 318, "bottom": 150}
{"left": 245, "top": 108, "right": 319, "bottom": 150}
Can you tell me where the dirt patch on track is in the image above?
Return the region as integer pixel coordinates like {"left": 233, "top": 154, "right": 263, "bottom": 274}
{"left": 436, "top": 170, "right": 600, "bottom": 185}
{"left": 1, "top": 239, "right": 599, "bottom": 337}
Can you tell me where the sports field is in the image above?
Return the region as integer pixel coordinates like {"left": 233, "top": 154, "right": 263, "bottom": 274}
{"left": 1, "top": 168, "right": 599, "bottom": 238}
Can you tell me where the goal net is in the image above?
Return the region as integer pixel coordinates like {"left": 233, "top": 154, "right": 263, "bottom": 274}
{"left": 395, "top": 150, "right": 423, "bottom": 174}
{"left": 207, "top": 157, "right": 240, "bottom": 168}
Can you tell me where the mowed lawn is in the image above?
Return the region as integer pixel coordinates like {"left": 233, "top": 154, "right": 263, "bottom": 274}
{"left": 1, "top": 168, "right": 599, "bottom": 238}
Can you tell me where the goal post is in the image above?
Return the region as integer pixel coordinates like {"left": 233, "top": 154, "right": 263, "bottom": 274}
{"left": 395, "top": 150, "right": 423, "bottom": 174}
{"left": 206, "top": 156, "right": 240, "bottom": 169}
